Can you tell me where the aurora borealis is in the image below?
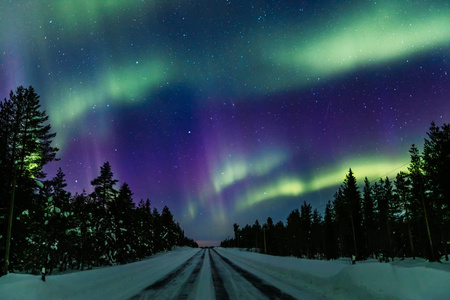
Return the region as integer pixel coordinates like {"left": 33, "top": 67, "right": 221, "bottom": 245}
{"left": 1, "top": 0, "right": 449, "bottom": 245}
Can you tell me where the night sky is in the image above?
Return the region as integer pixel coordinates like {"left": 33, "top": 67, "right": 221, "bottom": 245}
{"left": 1, "top": 0, "right": 449, "bottom": 246}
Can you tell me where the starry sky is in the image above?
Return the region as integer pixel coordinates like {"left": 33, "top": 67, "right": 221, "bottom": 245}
{"left": 1, "top": 0, "right": 449, "bottom": 246}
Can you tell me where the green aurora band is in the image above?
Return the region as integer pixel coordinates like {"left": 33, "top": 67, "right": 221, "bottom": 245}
{"left": 7, "top": 0, "right": 447, "bottom": 150}
{"left": 235, "top": 154, "right": 409, "bottom": 212}
{"left": 275, "top": 1, "right": 450, "bottom": 78}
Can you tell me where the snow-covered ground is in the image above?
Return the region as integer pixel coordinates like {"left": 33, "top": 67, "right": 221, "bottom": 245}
{"left": 1, "top": 247, "right": 449, "bottom": 300}
{"left": 0, "top": 247, "right": 200, "bottom": 300}
{"left": 216, "top": 248, "right": 450, "bottom": 300}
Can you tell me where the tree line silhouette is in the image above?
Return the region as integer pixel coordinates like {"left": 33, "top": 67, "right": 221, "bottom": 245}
{"left": 221, "top": 122, "right": 450, "bottom": 262}
{"left": 0, "top": 86, "right": 197, "bottom": 276}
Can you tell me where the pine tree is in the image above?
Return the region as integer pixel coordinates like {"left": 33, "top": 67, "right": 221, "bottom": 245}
{"left": 1, "top": 86, "right": 58, "bottom": 275}
{"left": 135, "top": 200, "right": 145, "bottom": 258}
{"left": 251, "top": 219, "right": 262, "bottom": 250}
{"left": 409, "top": 145, "right": 435, "bottom": 261}
{"left": 161, "top": 206, "right": 177, "bottom": 250}
{"left": 383, "top": 177, "right": 396, "bottom": 260}
{"left": 362, "top": 177, "right": 376, "bottom": 258}
{"left": 422, "top": 122, "right": 450, "bottom": 261}
{"left": 299, "top": 201, "right": 312, "bottom": 258}
{"left": 323, "top": 201, "right": 337, "bottom": 259}
{"left": 342, "top": 169, "right": 362, "bottom": 259}
{"left": 152, "top": 207, "right": 162, "bottom": 253}
{"left": 67, "top": 190, "right": 98, "bottom": 270}
{"left": 423, "top": 122, "right": 450, "bottom": 208}
{"left": 141, "top": 199, "right": 154, "bottom": 256}
{"left": 90, "top": 162, "right": 118, "bottom": 208}
{"left": 374, "top": 177, "right": 393, "bottom": 260}
{"left": 274, "top": 221, "right": 287, "bottom": 256}
{"left": 111, "top": 183, "right": 136, "bottom": 264}
{"left": 311, "top": 208, "right": 323, "bottom": 259}
{"left": 333, "top": 188, "right": 347, "bottom": 257}
{"left": 39, "top": 169, "right": 71, "bottom": 273}
{"left": 233, "top": 223, "right": 240, "bottom": 247}
{"left": 51, "top": 168, "right": 71, "bottom": 212}
{"left": 90, "top": 162, "right": 119, "bottom": 265}
{"left": 394, "top": 172, "right": 415, "bottom": 259}
{"left": 286, "top": 209, "right": 301, "bottom": 256}
{"left": 263, "top": 217, "right": 274, "bottom": 254}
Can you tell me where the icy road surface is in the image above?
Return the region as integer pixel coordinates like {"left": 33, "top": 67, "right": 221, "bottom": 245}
{"left": 129, "top": 248, "right": 320, "bottom": 300}
{"left": 1, "top": 247, "right": 450, "bottom": 299}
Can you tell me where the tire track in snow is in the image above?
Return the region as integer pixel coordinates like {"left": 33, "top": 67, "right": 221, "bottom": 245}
{"left": 212, "top": 249, "right": 297, "bottom": 300}
{"left": 129, "top": 249, "right": 204, "bottom": 299}
{"left": 208, "top": 249, "right": 230, "bottom": 300}
{"left": 175, "top": 250, "right": 206, "bottom": 299}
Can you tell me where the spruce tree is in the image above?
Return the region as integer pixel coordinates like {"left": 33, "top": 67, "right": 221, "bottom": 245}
{"left": 161, "top": 206, "right": 177, "bottom": 250}
{"left": 383, "top": 177, "right": 395, "bottom": 260}
{"left": 362, "top": 177, "right": 376, "bottom": 258}
{"left": 263, "top": 217, "right": 274, "bottom": 254}
{"left": 70, "top": 191, "right": 96, "bottom": 270}
{"left": 90, "top": 162, "right": 119, "bottom": 265}
{"left": 152, "top": 207, "right": 162, "bottom": 252}
{"left": 1, "top": 86, "right": 58, "bottom": 275}
{"left": 311, "top": 208, "right": 323, "bottom": 259}
{"left": 112, "top": 183, "right": 136, "bottom": 263}
{"left": 39, "top": 169, "right": 71, "bottom": 273}
{"left": 274, "top": 221, "right": 287, "bottom": 256}
{"left": 135, "top": 199, "right": 147, "bottom": 258}
{"left": 394, "top": 172, "right": 415, "bottom": 259}
{"left": 422, "top": 122, "right": 450, "bottom": 261}
{"left": 300, "top": 201, "right": 312, "bottom": 258}
{"left": 333, "top": 188, "right": 347, "bottom": 257}
{"left": 286, "top": 209, "right": 301, "bottom": 256}
{"left": 233, "top": 223, "right": 240, "bottom": 247}
{"left": 324, "top": 201, "right": 337, "bottom": 259}
{"left": 423, "top": 122, "right": 450, "bottom": 208}
{"left": 252, "top": 219, "right": 262, "bottom": 250}
{"left": 137, "top": 199, "right": 154, "bottom": 257}
{"left": 409, "top": 145, "right": 435, "bottom": 261}
{"left": 90, "top": 162, "right": 118, "bottom": 208}
{"left": 342, "top": 169, "right": 362, "bottom": 259}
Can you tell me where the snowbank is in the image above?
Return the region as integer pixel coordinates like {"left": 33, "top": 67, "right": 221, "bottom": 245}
{"left": 0, "top": 247, "right": 200, "bottom": 300}
{"left": 216, "top": 248, "right": 450, "bottom": 300}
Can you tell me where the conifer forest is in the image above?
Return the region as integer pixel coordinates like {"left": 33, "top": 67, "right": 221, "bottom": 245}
{"left": 0, "top": 86, "right": 197, "bottom": 276}
{"left": 221, "top": 123, "right": 450, "bottom": 263}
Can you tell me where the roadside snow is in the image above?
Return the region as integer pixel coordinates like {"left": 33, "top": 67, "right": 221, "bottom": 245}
{"left": 216, "top": 248, "right": 450, "bottom": 300}
{"left": 1, "top": 247, "right": 449, "bottom": 300}
{"left": 0, "top": 247, "right": 200, "bottom": 300}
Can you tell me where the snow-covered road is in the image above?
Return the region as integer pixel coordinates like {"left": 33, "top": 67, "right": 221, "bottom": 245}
{"left": 1, "top": 247, "right": 450, "bottom": 299}
{"left": 210, "top": 248, "right": 310, "bottom": 299}
{"left": 128, "top": 248, "right": 320, "bottom": 299}
{"left": 129, "top": 249, "right": 206, "bottom": 299}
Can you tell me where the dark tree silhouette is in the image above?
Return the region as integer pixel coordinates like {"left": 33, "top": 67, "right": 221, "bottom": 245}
{"left": 323, "top": 201, "right": 337, "bottom": 259}
{"left": 362, "top": 177, "right": 376, "bottom": 258}
{"left": 422, "top": 122, "right": 450, "bottom": 261}
{"left": 1, "top": 86, "right": 58, "bottom": 275}
{"left": 286, "top": 209, "right": 301, "bottom": 256}
{"left": 409, "top": 145, "right": 435, "bottom": 261}
{"left": 342, "top": 169, "right": 362, "bottom": 259}
{"left": 221, "top": 123, "right": 450, "bottom": 263}
{"left": 0, "top": 88, "right": 197, "bottom": 277}
{"left": 394, "top": 172, "right": 415, "bottom": 259}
